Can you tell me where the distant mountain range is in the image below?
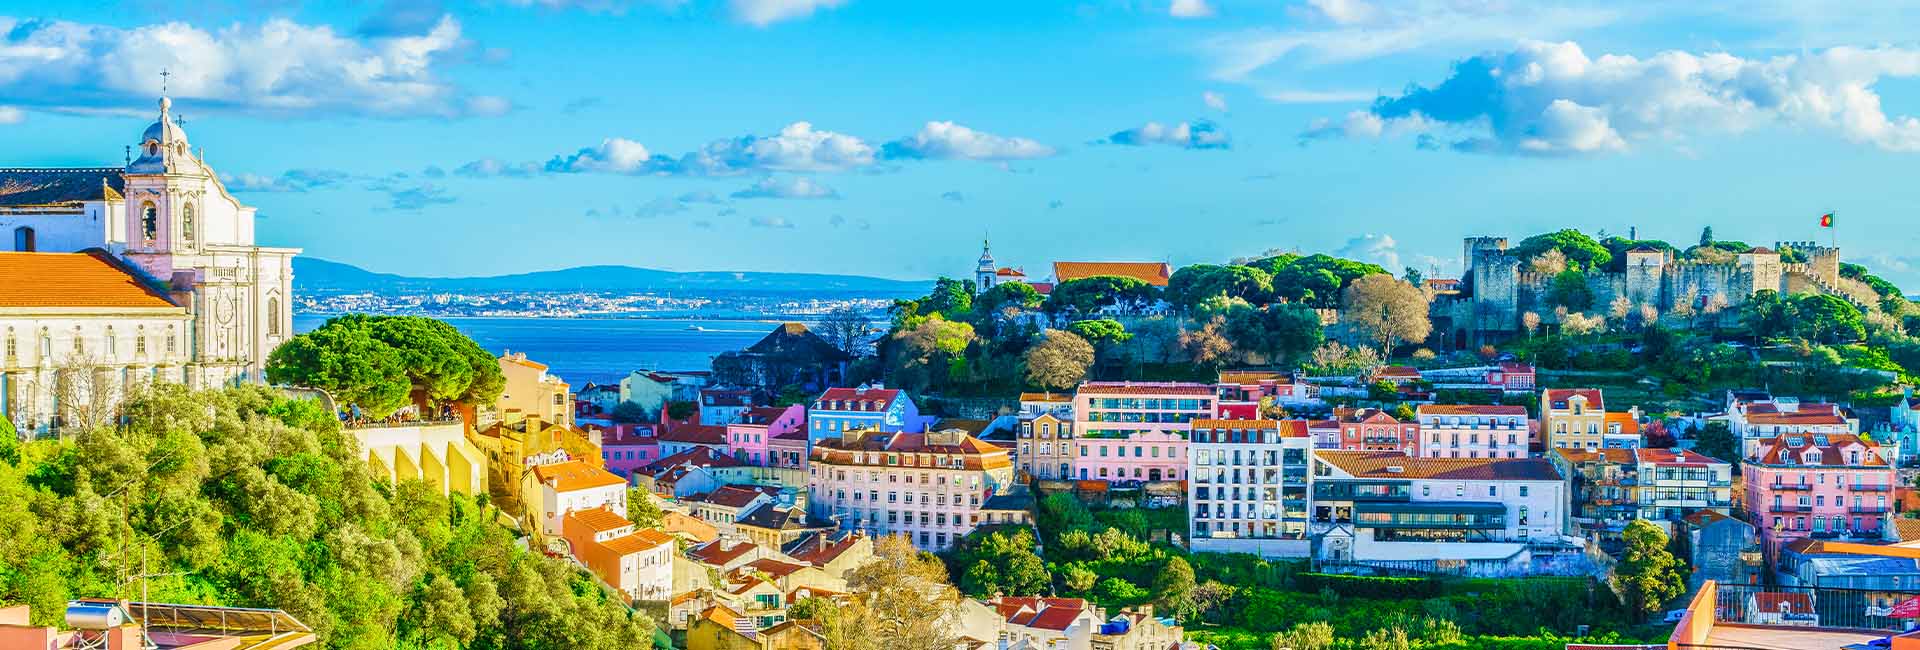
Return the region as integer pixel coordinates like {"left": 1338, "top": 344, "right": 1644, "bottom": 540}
{"left": 293, "top": 258, "right": 933, "bottom": 295}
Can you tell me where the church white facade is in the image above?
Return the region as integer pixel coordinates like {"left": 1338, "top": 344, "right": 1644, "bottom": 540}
{"left": 0, "top": 96, "right": 298, "bottom": 436}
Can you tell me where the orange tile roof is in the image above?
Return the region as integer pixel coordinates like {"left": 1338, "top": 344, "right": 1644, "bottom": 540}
{"left": 532, "top": 460, "right": 628, "bottom": 492}
{"left": 1317, "top": 450, "right": 1563, "bottom": 481}
{"left": 1019, "top": 392, "right": 1072, "bottom": 402}
{"left": 1543, "top": 388, "right": 1604, "bottom": 409}
{"left": 1217, "top": 370, "right": 1288, "bottom": 384}
{"left": 1552, "top": 447, "right": 1635, "bottom": 464}
{"left": 1605, "top": 412, "right": 1641, "bottom": 435}
{"left": 599, "top": 528, "right": 674, "bottom": 555}
{"left": 1077, "top": 382, "right": 1214, "bottom": 396}
{"left": 1052, "top": 261, "right": 1172, "bottom": 287}
{"left": 566, "top": 506, "right": 633, "bottom": 533}
{"left": 0, "top": 251, "right": 180, "bottom": 310}
{"left": 502, "top": 353, "right": 550, "bottom": 371}
{"left": 1417, "top": 404, "right": 1529, "bottom": 416}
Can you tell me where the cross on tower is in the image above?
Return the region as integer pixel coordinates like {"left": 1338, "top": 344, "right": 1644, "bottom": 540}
{"left": 160, "top": 68, "right": 170, "bottom": 94}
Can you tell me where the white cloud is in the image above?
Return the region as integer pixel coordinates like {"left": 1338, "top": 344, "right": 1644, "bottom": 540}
{"left": 456, "top": 158, "right": 543, "bottom": 177}
{"left": 1101, "top": 119, "right": 1231, "bottom": 149}
{"left": 1202, "top": 91, "right": 1228, "bottom": 112}
{"left": 1310, "top": 40, "right": 1920, "bottom": 155}
{"left": 0, "top": 15, "right": 502, "bottom": 118}
{"left": 1169, "top": 0, "right": 1215, "bottom": 18}
{"left": 880, "top": 121, "right": 1055, "bottom": 161}
{"left": 747, "top": 215, "right": 798, "bottom": 228}
{"left": 1335, "top": 234, "right": 1403, "bottom": 271}
{"left": 0, "top": 106, "right": 20, "bottom": 124}
{"left": 729, "top": 0, "right": 849, "bottom": 27}
{"left": 223, "top": 168, "right": 350, "bottom": 192}
{"left": 1261, "top": 89, "right": 1374, "bottom": 104}
{"left": 1305, "top": 0, "right": 1379, "bottom": 25}
{"left": 543, "top": 138, "right": 654, "bottom": 173}
{"left": 731, "top": 176, "right": 839, "bottom": 199}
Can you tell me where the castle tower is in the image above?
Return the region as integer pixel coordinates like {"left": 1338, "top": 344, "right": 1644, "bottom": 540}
{"left": 1623, "top": 246, "right": 1666, "bottom": 306}
{"left": 1463, "top": 237, "right": 1518, "bottom": 335}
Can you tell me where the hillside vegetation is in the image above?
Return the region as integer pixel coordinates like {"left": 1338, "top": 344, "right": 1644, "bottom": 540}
{"left": 0, "top": 385, "right": 653, "bottom": 650}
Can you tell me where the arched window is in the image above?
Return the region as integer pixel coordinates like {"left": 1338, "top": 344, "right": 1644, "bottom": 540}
{"left": 267, "top": 297, "right": 282, "bottom": 336}
{"left": 11, "top": 226, "right": 32, "bottom": 252}
{"left": 135, "top": 326, "right": 147, "bottom": 356}
{"left": 71, "top": 326, "right": 83, "bottom": 355}
{"left": 141, "top": 203, "right": 158, "bottom": 243}
{"left": 105, "top": 325, "right": 116, "bottom": 358}
{"left": 165, "top": 326, "right": 177, "bottom": 354}
{"left": 181, "top": 203, "right": 195, "bottom": 243}
{"left": 3, "top": 327, "right": 14, "bottom": 360}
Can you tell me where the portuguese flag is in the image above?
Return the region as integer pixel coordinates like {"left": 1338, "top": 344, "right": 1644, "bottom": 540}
{"left": 1820, "top": 213, "right": 1835, "bottom": 228}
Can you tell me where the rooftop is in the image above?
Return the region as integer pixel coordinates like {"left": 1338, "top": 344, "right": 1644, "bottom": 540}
{"left": 0, "top": 168, "right": 125, "bottom": 206}
{"left": 1317, "top": 451, "right": 1563, "bottom": 481}
{"left": 1077, "top": 381, "right": 1214, "bottom": 396}
{"left": 531, "top": 460, "right": 628, "bottom": 492}
{"left": 1052, "top": 261, "right": 1172, "bottom": 287}
{"left": 1416, "top": 404, "right": 1529, "bottom": 416}
{"left": 0, "top": 251, "right": 181, "bottom": 310}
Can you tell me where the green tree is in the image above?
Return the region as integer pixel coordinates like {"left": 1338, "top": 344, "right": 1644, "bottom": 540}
{"left": 1154, "top": 556, "right": 1199, "bottom": 620}
{"left": 1167, "top": 264, "right": 1275, "bottom": 310}
{"left": 1693, "top": 421, "right": 1738, "bottom": 464}
{"left": 1515, "top": 229, "right": 1612, "bottom": 271}
{"left": 1614, "top": 519, "right": 1687, "bottom": 618}
{"left": 665, "top": 400, "right": 697, "bottom": 420}
{"left": 1061, "top": 563, "right": 1098, "bottom": 593}
{"left": 1066, "top": 318, "right": 1132, "bottom": 348}
{"left": 609, "top": 401, "right": 650, "bottom": 423}
{"left": 975, "top": 282, "right": 1043, "bottom": 316}
{"left": 1045, "top": 276, "right": 1160, "bottom": 316}
{"left": 627, "top": 488, "right": 664, "bottom": 528}
{"left": 1258, "top": 254, "right": 1387, "bottom": 307}
{"left": 1699, "top": 226, "right": 1714, "bottom": 248}
{"left": 921, "top": 277, "right": 976, "bottom": 319}
{"left": 1793, "top": 293, "right": 1866, "bottom": 344}
{"left": 1550, "top": 270, "right": 1594, "bottom": 311}
{"left": 1742, "top": 290, "right": 1795, "bottom": 341}
{"left": 267, "top": 314, "right": 503, "bottom": 417}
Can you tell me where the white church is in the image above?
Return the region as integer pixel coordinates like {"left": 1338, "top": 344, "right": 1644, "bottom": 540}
{"left": 0, "top": 95, "right": 298, "bottom": 436}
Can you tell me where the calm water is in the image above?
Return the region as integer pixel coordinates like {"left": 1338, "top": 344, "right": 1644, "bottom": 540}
{"left": 294, "top": 314, "right": 787, "bottom": 388}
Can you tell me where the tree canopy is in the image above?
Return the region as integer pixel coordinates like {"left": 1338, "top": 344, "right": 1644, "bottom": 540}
{"left": 1341, "top": 274, "right": 1432, "bottom": 355}
{"left": 266, "top": 314, "right": 504, "bottom": 418}
{"left": 1514, "top": 229, "right": 1611, "bottom": 272}
{"left": 1166, "top": 264, "right": 1274, "bottom": 311}
{"left": 1614, "top": 519, "right": 1687, "bottom": 618}
{"left": 1025, "top": 330, "right": 1095, "bottom": 391}
{"left": 1044, "top": 276, "right": 1160, "bottom": 316}
{"left": 1252, "top": 254, "right": 1387, "bottom": 307}
{"left": 0, "top": 384, "right": 652, "bottom": 648}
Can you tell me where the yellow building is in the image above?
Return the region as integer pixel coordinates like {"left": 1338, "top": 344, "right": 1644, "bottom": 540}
{"left": 350, "top": 421, "right": 487, "bottom": 497}
{"left": 1542, "top": 388, "right": 1607, "bottom": 450}
{"left": 495, "top": 351, "right": 573, "bottom": 427}
{"left": 470, "top": 415, "right": 605, "bottom": 511}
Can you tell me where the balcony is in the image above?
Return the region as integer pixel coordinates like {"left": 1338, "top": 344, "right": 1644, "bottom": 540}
{"left": 1771, "top": 504, "right": 1813, "bottom": 513}
{"left": 1852, "top": 483, "right": 1892, "bottom": 492}
{"left": 1768, "top": 483, "right": 1813, "bottom": 491}
{"left": 1707, "top": 479, "right": 1732, "bottom": 487}
{"left": 1850, "top": 505, "right": 1891, "bottom": 514}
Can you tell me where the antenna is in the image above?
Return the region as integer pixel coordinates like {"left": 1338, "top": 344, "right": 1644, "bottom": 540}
{"left": 159, "top": 69, "right": 170, "bottom": 95}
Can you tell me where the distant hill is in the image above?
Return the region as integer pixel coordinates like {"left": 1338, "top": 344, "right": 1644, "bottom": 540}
{"left": 293, "top": 257, "right": 932, "bottom": 295}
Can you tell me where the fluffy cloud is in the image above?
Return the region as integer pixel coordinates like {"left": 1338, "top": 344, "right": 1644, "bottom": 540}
{"left": 729, "top": 0, "right": 849, "bottom": 27}
{"left": 1335, "top": 234, "right": 1404, "bottom": 272}
{"left": 1311, "top": 40, "right": 1920, "bottom": 155}
{"left": 1203, "top": 91, "right": 1228, "bottom": 112}
{"left": 880, "top": 121, "right": 1054, "bottom": 161}
{"left": 1101, "top": 120, "right": 1230, "bottom": 149}
{"left": 542, "top": 138, "right": 655, "bottom": 174}
{"left": 731, "top": 176, "right": 839, "bottom": 199}
{"left": 223, "top": 169, "right": 350, "bottom": 192}
{"left": 1201, "top": 3, "right": 1615, "bottom": 81}
{"left": 384, "top": 183, "right": 455, "bottom": 210}
{"left": 747, "top": 215, "right": 797, "bottom": 229}
{"left": 0, "top": 106, "right": 21, "bottom": 124}
{"left": 1169, "top": 0, "right": 1215, "bottom": 18}
{"left": 0, "top": 15, "right": 504, "bottom": 118}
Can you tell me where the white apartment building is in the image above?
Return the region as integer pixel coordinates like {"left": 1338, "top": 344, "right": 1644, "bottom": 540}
{"left": 525, "top": 459, "right": 629, "bottom": 538}
{"left": 1188, "top": 419, "right": 1312, "bottom": 557}
{"left": 1310, "top": 451, "right": 1569, "bottom": 570}
{"left": 807, "top": 427, "right": 1015, "bottom": 551}
{"left": 1415, "top": 405, "right": 1530, "bottom": 459}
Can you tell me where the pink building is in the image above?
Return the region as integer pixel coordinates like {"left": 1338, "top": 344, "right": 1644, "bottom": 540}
{"left": 768, "top": 430, "right": 810, "bottom": 472}
{"left": 1215, "top": 370, "right": 1314, "bottom": 419}
{"left": 1330, "top": 407, "right": 1419, "bottom": 455}
{"left": 601, "top": 423, "right": 661, "bottom": 479}
{"left": 1071, "top": 382, "right": 1213, "bottom": 484}
{"left": 727, "top": 404, "right": 806, "bottom": 466}
{"left": 1742, "top": 433, "right": 1896, "bottom": 556}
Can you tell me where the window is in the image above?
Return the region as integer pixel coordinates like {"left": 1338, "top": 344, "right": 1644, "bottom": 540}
{"left": 267, "top": 297, "right": 282, "bottom": 336}
{"left": 181, "top": 203, "right": 195, "bottom": 243}
{"left": 1519, "top": 486, "right": 1529, "bottom": 497}
{"left": 142, "top": 203, "right": 158, "bottom": 242}
{"left": 3, "top": 328, "right": 13, "bottom": 359}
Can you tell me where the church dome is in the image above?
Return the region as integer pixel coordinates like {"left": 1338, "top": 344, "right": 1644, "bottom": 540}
{"left": 140, "top": 97, "right": 187, "bottom": 145}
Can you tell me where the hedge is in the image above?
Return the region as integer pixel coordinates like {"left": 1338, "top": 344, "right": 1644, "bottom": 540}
{"left": 1295, "top": 573, "right": 1442, "bottom": 599}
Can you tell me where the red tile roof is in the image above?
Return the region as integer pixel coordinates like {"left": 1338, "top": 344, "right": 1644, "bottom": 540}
{"left": 1750, "top": 433, "right": 1886, "bottom": 467}
{"left": 659, "top": 424, "right": 729, "bottom": 445}
{"left": 1635, "top": 448, "right": 1726, "bottom": 466}
{"left": 687, "top": 540, "right": 758, "bottom": 566}
{"left": 0, "top": 251, "right": 180, "bottom": 310}
{"left": 698, "top": 485, "right": 778, "bottom": 509}
{"left": 1053, "top": 261, "right": 1172, "bottom": 287}
{"left": 1543, "top": 388, "right": 1604, "bottom": 409}
{"left": 814, "top": 387, "right": 902, "bottom": 412}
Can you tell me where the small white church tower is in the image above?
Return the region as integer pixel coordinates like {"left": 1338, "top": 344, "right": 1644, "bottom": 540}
{"left": 975, "top": 238, "right": 998, "bottom": 292}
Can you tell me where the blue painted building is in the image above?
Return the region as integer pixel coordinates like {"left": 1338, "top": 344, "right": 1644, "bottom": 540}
{"left": 807, "top": 385, "right": 929, "bottom": 441}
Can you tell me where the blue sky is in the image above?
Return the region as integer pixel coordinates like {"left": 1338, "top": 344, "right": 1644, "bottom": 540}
{"left": 7, "top": 1, "right": 1920, "bottom": 286}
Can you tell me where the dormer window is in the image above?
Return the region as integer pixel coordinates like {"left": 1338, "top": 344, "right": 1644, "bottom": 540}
{"left": 145, "top": 139, "right": 158, "bottom": 157}
{"left": 1802, "top": 450, "right": 1821, "bottom": 465}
